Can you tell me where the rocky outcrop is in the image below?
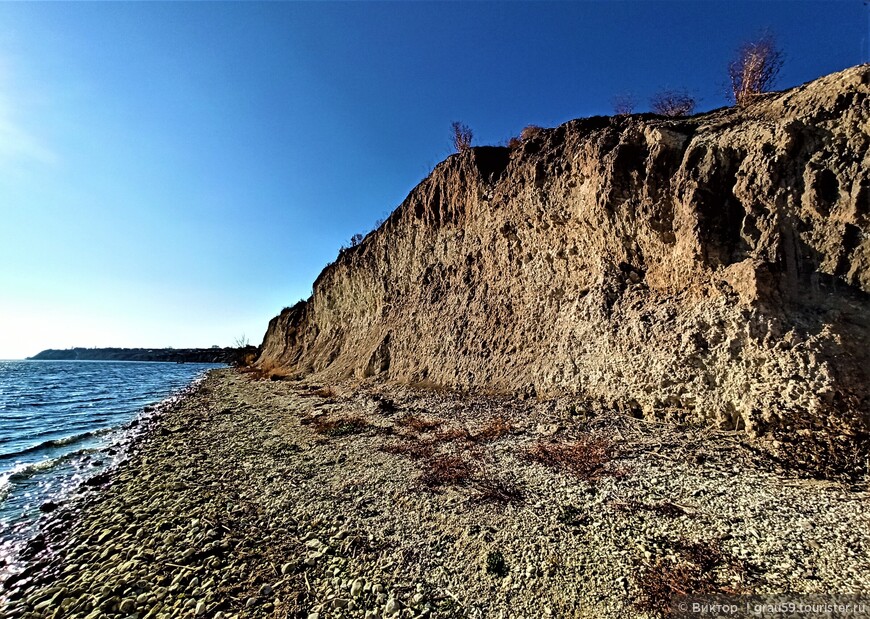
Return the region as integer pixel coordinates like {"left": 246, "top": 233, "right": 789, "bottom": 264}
{"left": 260, "top": 66, "right": 870, "bottom": 475}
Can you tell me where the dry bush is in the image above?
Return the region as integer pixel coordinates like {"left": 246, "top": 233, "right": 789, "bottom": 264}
{"left": 398, "top": 413, "right": 444, "bottom": 433}
{"left": 312, "top": 386, "right": 337, "bottom": 398}
{"left": 472, "top": 474, "right": 525, "bottom": 504}
{"left": 311, "top": 415, "right": 369, "bottom": 437}
{"left": 451, "top": 121, "right": 473, "bottom": 152}
{"left": 239, "top": 360, "right": 292, "bottom": 381}
{"left": 430, "top": 426, "right": 474, "bottom": 444}
{"left": 520, "top": 125, "right": 543, "bottom": 141}
{"left": 612, "top": 93, "right": 637, "bottom": 116}
{"left": 507, "top": 136, "right": 522, "bottom": 149}
{"left": 650, "top": 90, "right": 696, "bottom": 117}
{"left": 729, "top": 31, "right": 783, "bottom": 106}
{"left": 419, "top": 455, "right": 474, "bottom": 488}
{"left": 635, "top": 539, "right": 746, "bottom": 618}
{"left": 524, "top": 435, "right": 612, "bottom": 480}
{"left": 381, "top": 439, "right": 435, "bottom": 460}
{"left": 474, "top": 415, "right": 514, "bottom": 441}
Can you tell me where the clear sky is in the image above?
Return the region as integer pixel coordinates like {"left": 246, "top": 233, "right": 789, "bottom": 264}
{"left": 0, "top": 1, "right": 865, "bottom": 359}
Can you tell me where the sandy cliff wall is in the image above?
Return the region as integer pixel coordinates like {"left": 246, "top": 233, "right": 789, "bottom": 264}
{"left": 260, "top": 66, "right": 870, "bottom": 470}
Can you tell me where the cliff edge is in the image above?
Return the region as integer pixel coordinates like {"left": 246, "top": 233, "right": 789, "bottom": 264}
{"left": 260, "top": 66, "right": 870, "bottom": 475}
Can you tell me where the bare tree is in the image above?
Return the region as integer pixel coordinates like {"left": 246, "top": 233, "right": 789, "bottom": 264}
{"left": 729, "top": 31, "right": 784, "bottom": 106}
{"left": 350, "top": 233, "right": 364, "bottom": 247}
{"left": 612, "top": 93, "right": 637, "bottom": 116}
{"left": 650, "top": 90, "right": 696, "bottom": 117}
{"left": 233, "top": 334, "right": 249, "bottom": 348}
{"left": 451, "top": 121, "right": 473, "bottom": 152}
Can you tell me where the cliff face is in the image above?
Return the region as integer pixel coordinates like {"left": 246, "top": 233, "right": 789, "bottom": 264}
{"left": 261, "top": 66, "right": 870, "bottom": 470}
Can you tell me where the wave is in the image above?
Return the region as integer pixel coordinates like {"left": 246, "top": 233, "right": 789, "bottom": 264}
{"left": 0, "top": 458, "right": 58, "bottom": 489}
{"left": 0, "top": 429, "right": 111, "bottom": 462}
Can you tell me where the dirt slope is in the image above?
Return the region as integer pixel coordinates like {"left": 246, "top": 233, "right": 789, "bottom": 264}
{"left": 260, "top": 66, "right": 870, "bottom": 475}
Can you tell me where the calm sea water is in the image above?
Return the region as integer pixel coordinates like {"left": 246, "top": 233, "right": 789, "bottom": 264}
{"left": 0, "top": 360, "right": 219, "bottom": 570}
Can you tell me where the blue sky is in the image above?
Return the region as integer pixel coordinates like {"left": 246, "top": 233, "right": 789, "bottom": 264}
{"left": 0, "top": 1, "right": 865, "bottom": 359}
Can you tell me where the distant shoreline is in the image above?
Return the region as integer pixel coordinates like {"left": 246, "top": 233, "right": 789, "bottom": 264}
{"left": 27, "top": 346, "right": 256, "bottom": 364}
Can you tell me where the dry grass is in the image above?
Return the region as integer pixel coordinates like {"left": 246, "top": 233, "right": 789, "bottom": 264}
{"left": 397, "top": 413, "right": 443, "bottom": 433}
{"left": 381, "top": 423, "right": 473, "bottom": 463}
{"left": 311, "top": 386, "right": 337, "bottom": 398}
{"left": 634, "top": 539, "right": 746, "bottom": 618}
{"left": 309, "top": 415, "right": 369, "bottom": 437}
{"left": 418, "top": 455, "right": 474, "bottom": 488}
{"left": 474, "top": 415, "right": 514, "bottom": 442}
{"left": 380, "top": 440, "right": 435, "bottom": 460}
{"left": 238, "top": 359, "right": 293, "bottom": 381}
{"left": 472, "top": 474, "right": 525, "bottom": 504}
{"left": 524, "top": 435, "right": 612, "bottom": 480}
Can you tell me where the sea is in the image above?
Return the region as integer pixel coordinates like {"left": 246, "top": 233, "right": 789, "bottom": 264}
{"left": 0, "top": 360, "right": 220, "bottom": 574}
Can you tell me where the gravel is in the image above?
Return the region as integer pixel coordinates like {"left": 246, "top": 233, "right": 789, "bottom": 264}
{"left": 2, "top": 368, "right": 868, "bottom": 618}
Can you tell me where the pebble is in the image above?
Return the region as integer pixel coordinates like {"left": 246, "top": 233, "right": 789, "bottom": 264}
{"left": 385, "top": 598, "right": 400, "bottom": 615}
{"left": 350, "top": 578, "right": 365, "bottom": 597}
{"left": 4, "top": 370, "right": 870, "bottom": 619}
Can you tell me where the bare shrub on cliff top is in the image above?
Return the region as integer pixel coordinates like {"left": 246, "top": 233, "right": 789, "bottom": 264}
{"left": 451, "top": 121, "right": 473, "bottom": 152}
{"left": 650, "top": 90, "right": 696, "bottom": 117}
{"left": 612, "top": 93, "right": 637, "bottom": 116}
{"left": 729, "top": 31, "right": 784, "bottom": 106}
{"left": 520, "top": 124, "right": 544, "bottom": 141}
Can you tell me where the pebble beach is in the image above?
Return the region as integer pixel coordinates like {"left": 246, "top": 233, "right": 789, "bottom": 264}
{"left": 3, "top": 368, "right": 869, "bottom": 619}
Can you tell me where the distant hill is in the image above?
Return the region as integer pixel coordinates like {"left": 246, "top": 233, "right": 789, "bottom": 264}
{"left": 28, "top": 346, "right": 256, "bottom": 364}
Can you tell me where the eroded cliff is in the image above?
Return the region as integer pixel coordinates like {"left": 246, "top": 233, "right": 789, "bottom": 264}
{"left": 260, "top": 66, "right": 870, "bottom": 475}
